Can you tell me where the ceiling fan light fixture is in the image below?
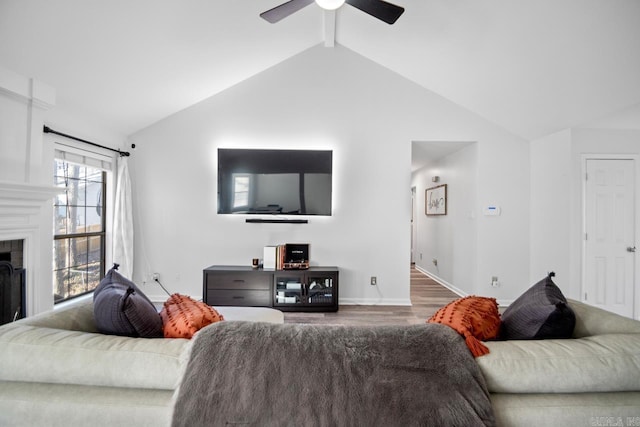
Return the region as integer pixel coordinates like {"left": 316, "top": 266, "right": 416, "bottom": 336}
{"left": 315, "top": 0, "right": 345, "bottom": 10}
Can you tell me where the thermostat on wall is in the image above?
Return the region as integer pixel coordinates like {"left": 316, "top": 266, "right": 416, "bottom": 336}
{"left": 483, "top": 206, "right": 501, "bottom": 216}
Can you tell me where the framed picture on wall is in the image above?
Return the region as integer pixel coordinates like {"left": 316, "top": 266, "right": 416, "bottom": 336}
{"left": 425, "top": 184, "right": 447, "bottom": 215}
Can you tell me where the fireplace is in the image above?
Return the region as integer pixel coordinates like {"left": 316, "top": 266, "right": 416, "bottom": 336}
{"left": 0, "top": 181, "right": 61, "bottom": 316}
{"left": 0, "top": 239, "right": 25, "bottom": 324}
{"left": 0, "top": 264, "right": 25, "bottom": 325}
{"left": 0, "top": 239, "right": 23, "bottom": 267}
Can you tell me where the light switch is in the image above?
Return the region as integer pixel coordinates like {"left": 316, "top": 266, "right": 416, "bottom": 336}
{"left": 483, "top": 206, "right": 501, "bottom": 216}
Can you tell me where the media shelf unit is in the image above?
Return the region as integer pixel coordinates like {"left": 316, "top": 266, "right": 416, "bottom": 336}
{"left": 203, "top": 265, "right": 339, "bottom": 312}
{"left": 273, "top": 268, "right": 338, "bottom": 312}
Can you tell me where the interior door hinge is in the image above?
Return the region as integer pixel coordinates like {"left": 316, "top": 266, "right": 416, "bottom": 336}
{"left": 584, "top": 292, "right": 588, "bottom": 301}
{"left": 585, "top": 233, "right": 588, "bottom": 240}
{"left": 585, "top": 172, "right": 588, "bottom": 181}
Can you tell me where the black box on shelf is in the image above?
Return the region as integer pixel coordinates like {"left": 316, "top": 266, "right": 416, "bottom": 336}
{"left": 283, "top": 244, "right": 309, "bottom": 270}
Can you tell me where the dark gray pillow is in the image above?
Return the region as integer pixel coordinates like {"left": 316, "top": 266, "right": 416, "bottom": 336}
{"left": 93, "top": 268, "right": 163, "bottom": 338}
{"left": 500, "top": 272, "right": 575, "bottom": 340}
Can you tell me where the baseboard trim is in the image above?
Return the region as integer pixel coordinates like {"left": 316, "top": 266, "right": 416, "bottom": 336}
{"left": 414, "top": 266, "right": 467, "bottom": 297}
{"left": 149, "top": 294, "right": 204, "bottom": 305}
{"left": 414, "top": 266, "right": 514, "bottom": 307}
{"left": 148, "top": 280, "right": 513, "bottom": 309}
{"left": 340, "top": 298, "right": 412, "bottom": 306}
{"left": 150, "top": 295, "right": 412, "bottom": 307}
{"left": 496, "top": 299, "right": 514, "bottom": 307}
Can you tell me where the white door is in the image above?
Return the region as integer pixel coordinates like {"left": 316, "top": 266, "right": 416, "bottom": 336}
{"left": 584, "top": 158, "right": 636, "bottom": 317}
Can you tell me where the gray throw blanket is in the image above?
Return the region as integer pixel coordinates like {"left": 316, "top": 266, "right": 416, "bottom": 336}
{"left": 172, "top": 322, "right": 495, "bottom": 427}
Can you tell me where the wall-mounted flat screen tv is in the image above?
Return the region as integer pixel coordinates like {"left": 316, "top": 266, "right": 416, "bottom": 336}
{"left": 218, "top": 149, "right": 333, "bottom": 216}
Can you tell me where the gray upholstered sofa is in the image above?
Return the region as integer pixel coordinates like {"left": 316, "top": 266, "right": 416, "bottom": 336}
{"left": 480, "top": 299, "right": 640, "bottom": 426}
{"left": 0, "top": 300, "right": 284, "bottom": 427}
{"left": 0, "top": 298, "right": 639, "bottom": 426}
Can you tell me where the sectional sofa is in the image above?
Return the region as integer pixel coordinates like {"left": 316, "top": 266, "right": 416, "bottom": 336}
{"left": 481, "top": 299, "right": 640, "bottom": 426}
{"left": 0, "top": 300, "right": 284, "bottom": 426}
{"left": 0, "top": 298, "right": 639, "bottom": 426}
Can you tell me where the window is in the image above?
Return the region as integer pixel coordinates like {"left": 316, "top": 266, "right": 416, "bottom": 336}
{"left": 53, "top": 159, "right": 106, "bottom": 303}
{"left": 232, "top": 174, "right": 251, "bottom": 209}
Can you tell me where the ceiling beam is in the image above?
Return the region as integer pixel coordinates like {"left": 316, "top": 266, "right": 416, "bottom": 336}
{"left": 323, "top": 9, "right": 336, "bottom": 47}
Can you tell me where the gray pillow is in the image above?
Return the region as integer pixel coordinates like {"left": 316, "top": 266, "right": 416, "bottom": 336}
{"left": 500, "top": 272, "right": 575, "bottom": 340}
{"left": 93, "top": 268, "right": 163, "bottom": 338}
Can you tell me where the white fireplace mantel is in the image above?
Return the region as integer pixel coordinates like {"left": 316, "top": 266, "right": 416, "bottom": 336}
{"left": 0, "top": 180, "right": 61, "bottom": 315}
{"left": 0, "top": 180, "right": 60, "bottom": 202}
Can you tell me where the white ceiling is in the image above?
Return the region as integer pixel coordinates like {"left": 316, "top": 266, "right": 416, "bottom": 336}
{"left": 1, "top": 0, "right": 639, "bottom": 141}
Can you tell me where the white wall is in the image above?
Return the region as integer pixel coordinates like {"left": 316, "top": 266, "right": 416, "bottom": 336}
{"left": 530, "top": 127, "right": 640, "bottom": 302}
{"left": 129, "top": 44, "right": 530, "bottom": 304}
{"left": 529, "top": 129, "right": 572, "bottom": 288}
{"left": 475, "top": 134, "right": 530, "bottom": 301}
{"left": 0, "top": 66, "right": 55, "bottom": 184}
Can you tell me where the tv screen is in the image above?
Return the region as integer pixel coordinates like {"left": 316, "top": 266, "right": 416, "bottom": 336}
{"left": 217, "top": 149, "right": 333, "bottom": 216}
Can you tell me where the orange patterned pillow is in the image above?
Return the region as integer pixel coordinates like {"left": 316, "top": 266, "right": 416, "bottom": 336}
{"left": 160, "top": 294, "right": 224, "bottom": 338}
{"left": 427, "top": 296, "right": 501, "bottom": 357}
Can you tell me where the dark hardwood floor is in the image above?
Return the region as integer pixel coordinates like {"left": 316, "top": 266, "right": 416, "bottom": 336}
{"left": 283, "top": 266, "right": 460, "bottom": 325}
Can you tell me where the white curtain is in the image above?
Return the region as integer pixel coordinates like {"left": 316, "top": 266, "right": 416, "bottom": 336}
{"left": 113, "top": 156, "right": 134, "bottom": 278}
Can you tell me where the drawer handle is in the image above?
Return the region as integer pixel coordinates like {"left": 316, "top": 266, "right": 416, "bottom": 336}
{"left": 233, "top": 279, "right": 246, "bottom": 283}
{"left": 232, "top": 296, "right": 245, "bottom": 299}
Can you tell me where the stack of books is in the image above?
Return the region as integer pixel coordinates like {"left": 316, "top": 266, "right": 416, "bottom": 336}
{"left": 263, "top": 244, "right": 309, "bottom": 270}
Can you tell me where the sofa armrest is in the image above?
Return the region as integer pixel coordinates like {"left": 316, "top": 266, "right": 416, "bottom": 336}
{"left": 18, "top": 300, "right": 99, "bottom": 333}
{"left": 568, "top": 299, "right": 640, "bottom": 338}
{"left": 0, "top": 324, "right": 191, "bottom": 390}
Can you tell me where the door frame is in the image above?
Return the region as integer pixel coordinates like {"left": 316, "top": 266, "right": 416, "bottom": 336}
{"left": 581, "top": 154, "right": 640, "bottom": 320}
{"left": 411, "top": 186, "right": 417, "bottom": 264}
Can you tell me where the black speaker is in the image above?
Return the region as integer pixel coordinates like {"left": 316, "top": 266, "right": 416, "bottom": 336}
{"left": 283, "top": 244, "right": 309, "bottom": 269}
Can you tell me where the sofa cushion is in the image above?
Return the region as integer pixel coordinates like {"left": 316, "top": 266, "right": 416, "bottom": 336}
{"left": 500, "top": 272, "right": 575, "bottom": 340}
{"left": 93, "top": 268, "right": 163, "bottom": 338}
{"left": 160, "top": 294, "right": 224, "bottom": 338}
{"left": 478, "top": 333, "right": 640, "bottom": 394}
{"left": 427, "top": 296, "right": 501, "bottom": 357}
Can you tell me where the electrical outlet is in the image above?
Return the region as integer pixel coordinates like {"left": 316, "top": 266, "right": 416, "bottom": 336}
{"left": 432, "top": 258, "right": 438, "bottom": 267}
{"left": 152, "top": 273, "right": 160, "bottom": 282}
{"left": 370, "top": 276, "right": 377, "bottom": 286}
{"left": 491, "top": 276, "right": 499, "bottom": 287}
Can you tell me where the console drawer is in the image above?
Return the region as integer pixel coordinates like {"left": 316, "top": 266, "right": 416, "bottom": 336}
{"left": 206, "top": 273, "right": 271, "bottom": 290}
{"left": 206, "top": 289, "right": 271, "bottom": 307}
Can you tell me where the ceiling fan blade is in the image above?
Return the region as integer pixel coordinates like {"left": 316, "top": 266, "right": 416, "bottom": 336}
{"left": 260, "top": 0, "right": 315, "bottom": 23}
{"left": 345, "top": 0, "right": 404, "bottom": 24}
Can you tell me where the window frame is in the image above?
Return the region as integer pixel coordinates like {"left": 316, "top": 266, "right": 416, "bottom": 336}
{"left": 52, "top": 143, "right": 115, "bottom": 304}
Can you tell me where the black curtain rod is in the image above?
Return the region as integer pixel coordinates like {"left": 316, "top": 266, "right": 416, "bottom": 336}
{"left": 43, "top": 125, "right": 130, "bottom": 157}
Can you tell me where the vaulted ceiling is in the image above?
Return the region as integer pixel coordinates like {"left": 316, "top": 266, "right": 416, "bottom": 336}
{"left": 1, "top": 0, "right": 639, "bottom": 141}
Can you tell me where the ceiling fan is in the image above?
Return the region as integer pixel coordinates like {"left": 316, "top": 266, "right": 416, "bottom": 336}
{"left": 260, "top": 0, "right": 405, "bottom": 25}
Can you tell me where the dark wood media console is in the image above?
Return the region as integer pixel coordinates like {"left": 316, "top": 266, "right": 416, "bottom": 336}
{"left": 203, "top": 265, "right": 339, "bottom": 312}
